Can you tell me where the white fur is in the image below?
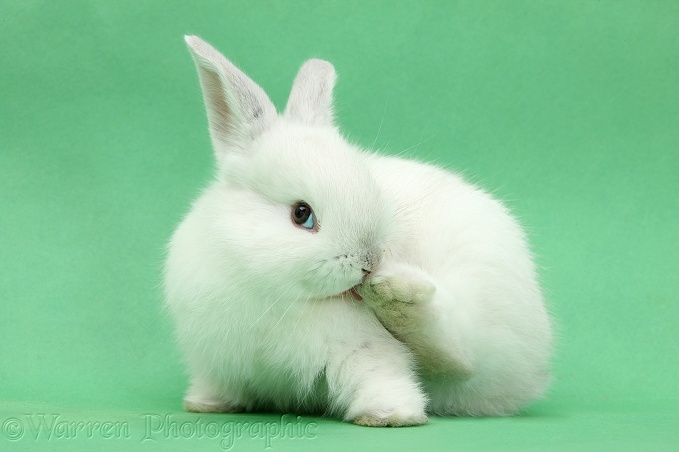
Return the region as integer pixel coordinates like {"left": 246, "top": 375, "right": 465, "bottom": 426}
{"left": 164, "top": 36, "right": 553, "bottom": 427}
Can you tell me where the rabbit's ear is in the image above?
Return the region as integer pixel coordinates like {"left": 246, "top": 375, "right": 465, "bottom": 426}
{"left": 284, "top": 59, "right": 336, "bottom": 126}
{"left": 185, "top": 36, "right": 276, "bottom": 160}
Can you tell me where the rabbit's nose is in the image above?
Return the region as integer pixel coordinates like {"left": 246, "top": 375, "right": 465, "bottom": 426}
{"left": 364, "top": 246, "right": 383, "bottom": 271}
{"left": 362, "top": 268, "right": 371, "bottom": 276}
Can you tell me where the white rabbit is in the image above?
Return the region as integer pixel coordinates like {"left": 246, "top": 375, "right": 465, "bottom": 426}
{"left": 164, "top": 35, "right": 553, "bottom": 427}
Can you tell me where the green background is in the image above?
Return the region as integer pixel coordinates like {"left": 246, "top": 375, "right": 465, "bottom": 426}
{"left": 1, "top": 1, "right": 677, "bottom": 450}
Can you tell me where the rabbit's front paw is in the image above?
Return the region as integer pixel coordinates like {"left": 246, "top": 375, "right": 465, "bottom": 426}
{"left": 347, "top": 378, "right": 429, "bottom": 428}
{"left": 184, "top": 398, "right": 244, "bottom": 413}
{"left": 183, "top": 379, "right": 245, "bottom": 413}
{"left": 353, "top": 412, "right": 428, "bottom": 428}
{"left": 358, "top": 262, "right": 435, "bottom": 331}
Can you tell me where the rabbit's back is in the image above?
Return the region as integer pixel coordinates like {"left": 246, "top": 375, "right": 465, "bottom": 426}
{"left": 366, "top": 153, "right": 553, "bottom": 415}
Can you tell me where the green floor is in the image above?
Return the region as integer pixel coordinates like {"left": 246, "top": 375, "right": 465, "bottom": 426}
{"left": 1, "top": 1, "right": 677, "bottom": 450}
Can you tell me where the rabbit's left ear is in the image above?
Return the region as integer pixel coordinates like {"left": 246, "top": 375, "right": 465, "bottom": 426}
{"left": 184, "top": 35, "right": 276, "bottom": 161}
{"left": 285, "top": 59, "right": 336, "bottom": 127}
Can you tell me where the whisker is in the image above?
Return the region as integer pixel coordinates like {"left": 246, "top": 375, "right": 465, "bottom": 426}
{"left": 266, "top": 291, "right": 304, "bottom": 339}
{"left": 370, "top": 90, "right": 391, "bottom": 151}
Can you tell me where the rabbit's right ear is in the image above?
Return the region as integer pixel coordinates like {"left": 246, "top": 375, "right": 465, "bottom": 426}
{"left": 285, "top": 59, "right": 336, "bottom": 127}
{"left": 184, "top": 36, "right": 276, "bottom": 161}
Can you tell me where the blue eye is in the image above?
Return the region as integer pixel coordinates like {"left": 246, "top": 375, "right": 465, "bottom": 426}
{"left": 301, "top": 212, "right": 314, "bottom": 229}
{"left": 292, "top": 202, "right": 317, "bottom": 231}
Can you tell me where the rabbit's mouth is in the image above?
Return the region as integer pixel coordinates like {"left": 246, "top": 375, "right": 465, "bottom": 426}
{"left": 338, "top": 286, "right": 363, "bottom": 301}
